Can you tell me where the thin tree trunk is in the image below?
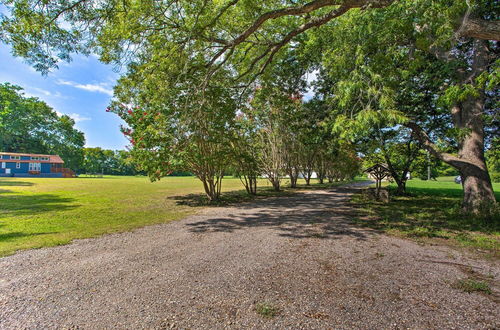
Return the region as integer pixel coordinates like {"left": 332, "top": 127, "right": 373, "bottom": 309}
{"left": 250, "top": 176, "right": 257, "bottom": 195}
{"left": 271, "top": 176, "right": 280, "bottom": 191}
{"left": 288, "top": 168, "right": 298, "bottom": 188}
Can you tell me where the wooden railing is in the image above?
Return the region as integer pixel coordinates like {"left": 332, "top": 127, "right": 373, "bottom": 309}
{"left": 51, "top": 167, "right": 76, "bottom": 178}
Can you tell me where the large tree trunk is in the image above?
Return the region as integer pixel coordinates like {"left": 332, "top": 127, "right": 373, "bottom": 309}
{"left": 453, "top": 40, "right": 496, "bottom": 212}
{"left": 394, "top": 178, "right": 407, "bottom": 195}
{"left": 408, "top": 40, "right": 496, "bottom": 213}
{"left": 454, "top": 99, "right": 495, "bottom": 211}
{"left": 460, "top": 162, "right": 495, "bottom": 212}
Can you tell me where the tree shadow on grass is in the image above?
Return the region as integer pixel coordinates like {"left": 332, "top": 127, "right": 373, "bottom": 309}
{"left": 168, "top": 181, "right": 368, "bottom": 207}
{"left": 0, "top": 223, "right": 59, "bottom": 245}
{"left": 0, "top": 180, "right": 35, "bottom": 187}
{"left": 350, "top": 189, "right": 499, "bottom": 238}
{"left": 0, "top": 194, "right": 79, "bottom": 218}
{"left": 407, "top": 185, "right": 500, "bottom": 200}
{"left": 0, "top": 180, "right": 35, "bottom": 194}
{"left": 167, "top": 188, "right": 293, "bottom": 207}
{"left": 185, "top": 187, "right": 373, "bottom": 240}
{"left": 0, "top": 230, "right": 58, "bottom": 243}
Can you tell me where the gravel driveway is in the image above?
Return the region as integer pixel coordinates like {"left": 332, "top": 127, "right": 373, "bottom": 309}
{"left": 0, "top": 184, "right": 498, "bottom": 329}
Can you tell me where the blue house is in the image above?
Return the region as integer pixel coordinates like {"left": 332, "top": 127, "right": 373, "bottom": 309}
{"left": 0, "top": 152, "right": 75, "bottom": 178}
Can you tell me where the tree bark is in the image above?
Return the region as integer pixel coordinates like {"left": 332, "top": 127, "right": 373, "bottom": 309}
{"left": 240, "top": 175, "right": 257, "bottom": 195}
{"left": 451, "top": 40, "right": 496, "bottom": 212}
{"left": 395, "top": 178, "right": 406, "bottom": 195}
{"left": 459, "top": 18, "right": 500, "bottom": 41}
{"left": 406, "top": 41, "right": 496, "bottom": 213}
{"left": 271, "top": 176, "right": 281, "bottom": 191}
{"left": 287, "top": 167, "right": 299, "bottom": 188}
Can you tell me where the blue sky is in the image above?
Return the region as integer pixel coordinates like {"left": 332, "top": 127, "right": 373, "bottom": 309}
{"left": 0, "top": 44, "right": 129, "bottom": 150}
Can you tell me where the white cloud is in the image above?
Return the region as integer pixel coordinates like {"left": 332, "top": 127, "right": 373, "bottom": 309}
{"left": 55, "top": 111, "right": 91, "bottom": 123}
{"left": 57, "top": 79, "right": 113, "bottom": 96}
{"left": 24, "top": 87, "right": 63, "bottom": 99}
{"left": 68, "top": 113, "right": 91, "bottom": 123}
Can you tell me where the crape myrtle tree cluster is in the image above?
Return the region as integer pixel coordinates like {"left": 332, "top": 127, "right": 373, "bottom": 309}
{"left": 110, "top": 57, "right": 360, "bottom": 200}
{"left": 1, "top": 0, "right": 498, "bottom": 212}
{"left": 110, "top": 66, "right": 238, "bottom": 201}
{"left": 238, "top": 67, "right": 361, "bottom": 193}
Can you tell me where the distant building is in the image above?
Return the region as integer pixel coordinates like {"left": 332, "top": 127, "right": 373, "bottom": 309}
{"left": 0, "top": 152, "right": 75, "bottom": 178}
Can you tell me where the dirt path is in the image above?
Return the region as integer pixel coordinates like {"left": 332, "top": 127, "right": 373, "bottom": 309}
{"left": 0, "top": 184, "right": 498, "bottom": 329}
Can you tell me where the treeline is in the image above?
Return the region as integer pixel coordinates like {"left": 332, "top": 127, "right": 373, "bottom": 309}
{"left": 77, "top": 148, "right": 143, "bottom": 176}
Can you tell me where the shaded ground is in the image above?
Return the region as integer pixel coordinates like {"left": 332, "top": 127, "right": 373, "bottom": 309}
{"left": 0, "top": 183, "right": 498, "bottom": 329}
{"left": 351, "top": 178, "right": 500, "bottom": 257}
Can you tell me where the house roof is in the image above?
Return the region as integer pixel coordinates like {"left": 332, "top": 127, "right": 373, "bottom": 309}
{"left": 0, "top": 152, "right": 64, "bottom": 164}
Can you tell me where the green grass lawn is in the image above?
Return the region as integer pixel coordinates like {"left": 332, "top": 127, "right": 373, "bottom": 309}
{"left": 395, "top": 176, "right": 500, "bottom": 200}
{"left": 0, "top": 176, "right": 264, "bottom": 257}
{"left": 0, "top": 175, "right": 345, "bottom": 257}
{"left": 352, "top": 177, "right": 500, "bottom": 257}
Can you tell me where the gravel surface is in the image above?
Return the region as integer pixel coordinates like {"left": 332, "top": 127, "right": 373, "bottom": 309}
{"left": 0, "top": 183, "right": 498, "bottom": 329}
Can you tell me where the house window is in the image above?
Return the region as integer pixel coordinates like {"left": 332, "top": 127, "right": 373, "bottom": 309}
{"left": 10, "top": 156, "right": 20, "bottom": 160}
{"left": 16, "top": 162, "right": 21, "bottom": 169}
{"left": 29, "top": 163, "right": 41, "bottom": 171}
{"left": 1, "top": 162, "right": 5, "bottom": 169}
